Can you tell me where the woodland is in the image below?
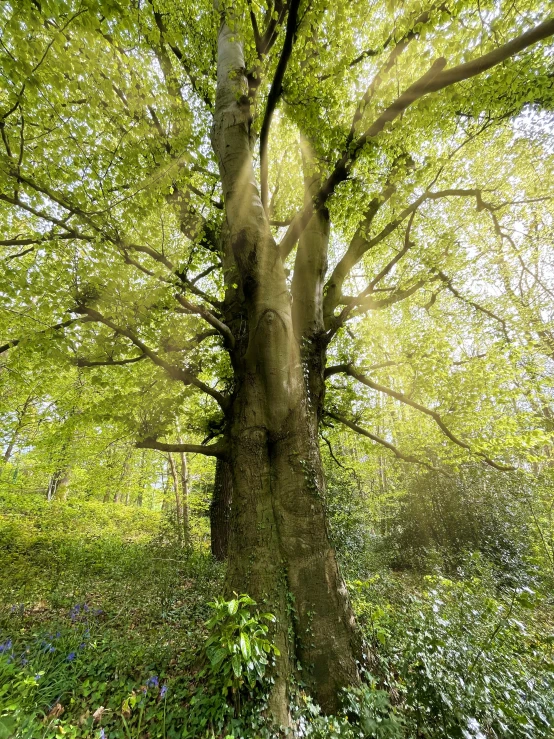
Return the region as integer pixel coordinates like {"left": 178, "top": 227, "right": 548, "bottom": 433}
{"left": 1, "top": 0, "right": 554, "bottom": 736}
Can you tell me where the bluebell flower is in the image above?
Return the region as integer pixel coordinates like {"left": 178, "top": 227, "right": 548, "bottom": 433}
{"left": 34, "top": 674, "right": 41, "bottom": 681}
{"left": 79, "top": 642, "right": 85, "bottom": 649}
{"left": 21, "top": 657, "right": 28, "bottom": 666}
{"left": 146, "top": 676, "right": 159, "bottom": 688}
{"left": 66, "top": 652, "right": 76, "bottom": 662}
{"left": 55, "top": 632, "right": 61, "bottom": 639}
{"left": 48, "top": 646, "right": 56, "bottom": 653}
{"left": 160, "top": 684, "right": 168, "bottom": 698}
{"left": 0, "top": 640, "right": 12, "bottom": 653}
{"left": 99, "top": 729, "right": 105, "bottom": 739}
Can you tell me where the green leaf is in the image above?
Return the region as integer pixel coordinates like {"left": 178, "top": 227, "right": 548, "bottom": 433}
{"left": 239, "top": 632, "right": 251, "bottom": 660}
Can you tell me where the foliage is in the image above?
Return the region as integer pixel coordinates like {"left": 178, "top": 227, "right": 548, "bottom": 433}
{"left": 349, "top": 562, "right": 554, "bottom": 739}
{"left": 204, "top": 594, "right": 280, "bottom": 694}
{"left": 291, "top": 679, "right": 405, "bottom": 739}
{"left": 1, "top": 0, "right": 554, "bottom": 734}
{"left": 386, "top": 468, "right": 534, "bottom": 581}
{"left": 2, "top": 493, "right": 554, "bottom": 737}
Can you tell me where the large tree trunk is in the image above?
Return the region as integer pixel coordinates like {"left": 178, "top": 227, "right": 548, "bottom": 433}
{"left": 211, "top": 17, "right": 363, "bottom": 720}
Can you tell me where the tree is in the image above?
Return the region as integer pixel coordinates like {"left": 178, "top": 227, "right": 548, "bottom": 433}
{"left": 1, "top": 0, "right": 553, "bottom": 720}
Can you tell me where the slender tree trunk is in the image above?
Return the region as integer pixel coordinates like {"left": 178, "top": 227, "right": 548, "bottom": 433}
{"left": 136, "top": 449, "right": 146, "bottom": 506}
{"left": 210, "top": 457, "right": 231, "bottom": 560}
{"left": 211, "top": 18, "right": 363, "bottom": 720}
{"left": 3, "top": 394, "right": 33, "bottom": 463}
{"left": 3, "top": 435, "right": 17, "bottom": 464}
{"left": 47, "top": 470, "right": 60, "bottom": 502}
{"left": 178, "top": 447, "right": 191, "bottom": 548}
{"left": 51, "top": 469, "right": 70, "bottom": 501}
{"left": 168, "top": 452, "right": 183, "bottom": 544}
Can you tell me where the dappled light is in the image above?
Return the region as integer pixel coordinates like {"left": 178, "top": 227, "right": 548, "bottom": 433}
{"left": 1, "top": 0, "right": 554, "bottom": 736}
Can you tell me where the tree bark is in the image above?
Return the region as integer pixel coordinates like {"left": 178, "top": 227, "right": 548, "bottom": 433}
{"left": 210, "top": 456, "right": 232, "bottom": 560}
{"left": 211, "top": 16, "right": 363, "bottom": 720}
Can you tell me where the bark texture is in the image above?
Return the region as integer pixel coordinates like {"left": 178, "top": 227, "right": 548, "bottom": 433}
{"left": 211, "top": 16, "right": 363, "bottom": 720}
{"left": 210, "top": 456, "right": 232, "bottom": 560}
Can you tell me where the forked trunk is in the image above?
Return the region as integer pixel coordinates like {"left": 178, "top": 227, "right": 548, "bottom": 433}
{"left": 211, "top": 16, "right": 363, "bottom": 720}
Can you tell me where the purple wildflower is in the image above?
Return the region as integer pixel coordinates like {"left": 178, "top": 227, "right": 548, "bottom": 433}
{"left": 99, "top": 729, "right": 105, "bottom": 739}
{"left": 146, "top": 676, "right": 159, "bottom": 688}
{"left": 66, "top": 652, "right": 76, "bottom": 662}
{"left": 0, "top": 640, "right": 12, "bottom": 653}
{"left": 160, "top": 684, "right": 168, "bottom": 699}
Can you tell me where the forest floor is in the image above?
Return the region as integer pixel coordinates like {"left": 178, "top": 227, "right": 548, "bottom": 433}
{"left": 1, "top": 493, "right": 554, "bottom": 739}
{"left": 0, "top": 493, "right": 224, "bottom": 738}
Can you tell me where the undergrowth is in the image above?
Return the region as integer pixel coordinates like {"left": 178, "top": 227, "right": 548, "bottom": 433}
{"left": 1, "top": 493, "right": 554, "bottom": 738}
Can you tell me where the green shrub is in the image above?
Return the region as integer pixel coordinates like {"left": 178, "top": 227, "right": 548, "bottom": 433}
{"left": 387, "top": 468, "right": 532, "bottom": 582}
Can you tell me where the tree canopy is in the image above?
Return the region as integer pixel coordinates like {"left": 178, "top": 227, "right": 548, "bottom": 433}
{"left": 1, "top": 0, "right": 553, "bottom": 472}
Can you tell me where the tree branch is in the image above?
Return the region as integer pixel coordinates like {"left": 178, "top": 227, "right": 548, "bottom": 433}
{"left": 259, "top": 0, "right": 301, "bottom": 210}
{"left": 326, "top": 410, "right": 441, "bottom": 473}
{"left": 326, "top": 364, "right": 515, "bottom": 470}
{"left": 280, "top": 17, "right": 554, "bottom": 254}
{"left": 74, "top": 306, "right": 228, "bottom": 409}
{"left": 323, "top": 187, "right": 507, "bottom": 323}
{"left": 76, "top": 355, "right": 147, "bottom": 367}
{"left": 174, "top": 294, "right": 235, "bottom": 349}
{"left": 436, "top": 270, "right": 510, "bottom": 339}
{"left": 0, "top": 317, "right": 89, "bottom": 355}
{"left": 136, "top": 437, "right": 226, "bottom": 457}
{"left": 327, "top": 277, "right": 430, "bottom": 339}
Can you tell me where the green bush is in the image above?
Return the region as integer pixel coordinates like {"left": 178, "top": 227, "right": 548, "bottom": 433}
{"left": 386, "top": 468, "right": 532, "bottom": 582}
{"left": 350, "top": 561, "right": 554, "bottom": 738}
